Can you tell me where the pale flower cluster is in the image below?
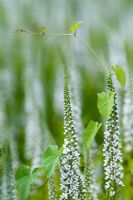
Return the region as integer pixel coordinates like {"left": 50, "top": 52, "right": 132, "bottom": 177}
{"left": 60, "top": 71, "right": 86, "bottom": 200}
{"left": 60, "top": 130, "right": 85, "bottom": 200}
{"left": 103, "top": 75, "right": 124, "bottom": 197}
{"left": 123, "top": 88, "right": 133, "bottom": 152}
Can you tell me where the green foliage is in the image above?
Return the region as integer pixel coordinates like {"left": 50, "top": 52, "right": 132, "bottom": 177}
{"left": 69, "top": 20, "right": 83, "bottom": 32}
{"left": 0, "top": 1, "right": 133, "bottom": 199}
{"left": 113, "top": 65, "right": 126, "bottom": 87}
{"left": 97, "top": 91, "right": 115, "bottom": 119}
{"left": 15, "top": 144, "right": 60, "bottom": 200}
{"left": 0, "top": 145, "right": 6, "bottom": 158}
{"left": 83, "top": 120, "right": 102, "bottom": 149}
{"left": 40, "top": 26, "right": 46, "bottom": 34}
{"left": 15, "top": 165, "right": 36, "bottom": 200}
{"left": 42, "top": 145, "right": 60, "bottom": 178}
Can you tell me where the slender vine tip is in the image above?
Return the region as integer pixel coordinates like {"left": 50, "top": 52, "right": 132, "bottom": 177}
{"left": 40, "top": 26, "right": 46, "bottom": 34}
{"left": 69, "top": 20, "right": 83, "bottom": 32}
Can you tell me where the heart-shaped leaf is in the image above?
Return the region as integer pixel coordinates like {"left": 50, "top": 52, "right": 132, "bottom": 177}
{"left": 84, "top": 120, "right": 102, "bottom": 149}
{"left": 113, "top": 66, "right": 126, "bottom": 87}
{"left": 40, "top": 26, "right": 46, "bottom": 34}
{"left": 69, "top": 21, "right": 83, "bottom": 32}
{"left": 42, "top": 145, "right": 60, "bottom": 178}
{"left": 97, "top": 91, "right": 115, "bottom": 119}
{"left": 15, "top": 165, "right": 32, "bottom": 200}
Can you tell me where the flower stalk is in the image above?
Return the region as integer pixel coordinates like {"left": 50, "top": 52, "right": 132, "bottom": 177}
{"left": 103, "top": 74, "right": 124, "bottom": 199}
{"left": 60, "top": 68, "right": 86, "bottom": 200}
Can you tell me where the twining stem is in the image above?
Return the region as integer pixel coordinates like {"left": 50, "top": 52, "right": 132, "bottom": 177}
{"left": 31, "top": 178, "right": 49, "bottom": 190}
{"left": 14, "top": 29, "right": 73, "bottom": 36}
{"left": 46, "top": 33, "right": 73, "bottom": 36}
{"left": 75, "top": 35, "right": 109, "bottom": 73}
{"left": 14, "top": 29, "right": 40, "bottom": 35}
{"left": 14, "top": 28, "right": 109, "bottom": 73}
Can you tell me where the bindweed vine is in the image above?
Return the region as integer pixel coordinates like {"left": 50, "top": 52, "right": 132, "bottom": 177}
{"left": 14, "top": 21, "right": 109, "bottom": 74}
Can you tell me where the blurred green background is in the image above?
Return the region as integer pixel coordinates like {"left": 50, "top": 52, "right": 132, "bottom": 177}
{"left": 0, "top": 0, "right": 133, "bottom": 199}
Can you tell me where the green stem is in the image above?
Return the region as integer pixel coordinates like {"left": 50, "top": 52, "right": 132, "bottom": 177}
{"left": 46, "top": 33, "right": 73, "bottom": 36}
{"left": 31, "top": 178, "right": 49, "bottom": 190}
{"left": 75, "top": 35, "right": 109, "bottom": 73}
{"left": 14, "top": 28, "right": 109, "bottom": 73}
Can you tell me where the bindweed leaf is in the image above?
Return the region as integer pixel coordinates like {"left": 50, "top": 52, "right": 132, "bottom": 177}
{"left": 113, "top": 65, "right": 126, "bottom": 87}
{"left": 15, "top": 165, "right": 38, "bottom": 200}
{"left": 15, "top": 165, "right": 36, "bottom": 200}
{"left": 42, "top": 145, "right": 60, "bottom": 178}
{"left": 97, "top": 91, "right": 115, "bottom": 119}
{"left": 15, "top": 165, "right": 31, "bottom": 181}
{"left": 31, "top": 167, "right": 44, "bottom": 175}
{"left": 40, "top": 26, "right": 46, "bottom": 34}
{"left": 69, "top": 20, "right": 83, "bottom": 32}
{"left": 84, "top": 120, "right": 102, "bottom": 149}
{"left": 16, "top": 177, "right": 31, "bottom": 200}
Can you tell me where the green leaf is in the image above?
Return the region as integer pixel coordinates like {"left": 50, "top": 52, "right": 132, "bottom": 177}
{"left": 40, "top": 26, "right": 46, "bottom": 34}
{"left": 113, "top": 66, "right": 126, "bottom": 87}
{"left": 42, "top": 145, "right": 60, "bottom": 178}
{"left": 15, "top": 165, "right": 37, "bottom": 200}
{"left": 30, "top": 167, "right": 43, "bottom": 183}
{"left": 15, "top": 165, "right": 32, "bottom": 200}
{"left": 69, "top": 20, "right": 83, "bottom": 31}
{"left": 16, "top": 165, "right": 31, "bottom": 181}
{"left": 84, "top": 120, "right": 102, "bottom": 149}
{"left": 59, "top": 146, "right": 64, "bottom": 154}
{"left": 97, "top": 91, "right": 115, "bottom": 119}
{"left": 0, "top": 145, "right": 6, "bottom": 158}
{"left": 31, "top": 167, "right": 44, "bottom": 175}
{"left": 16, "top": 177, "right": 31, "bottom": 200}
